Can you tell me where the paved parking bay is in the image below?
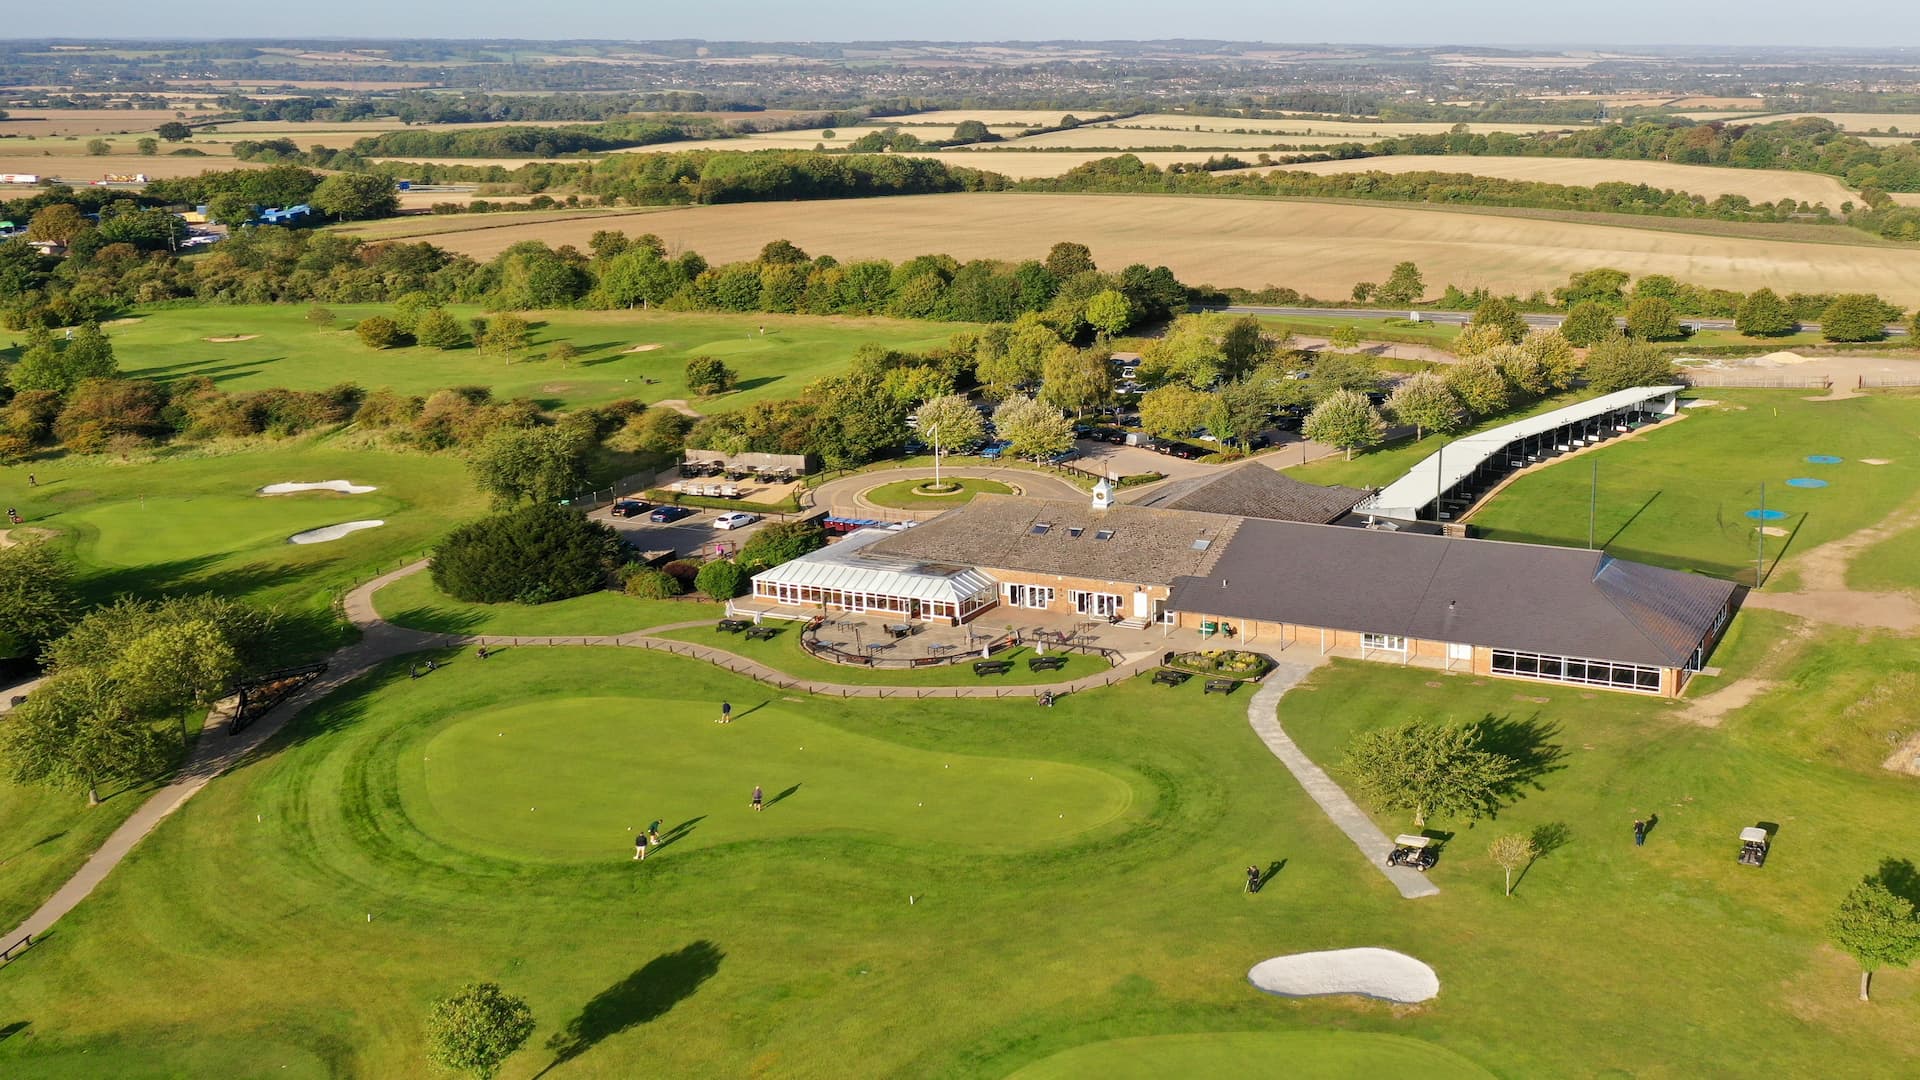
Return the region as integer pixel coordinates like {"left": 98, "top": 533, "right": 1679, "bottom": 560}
{"left": 594, "top": 504, "right": 773, "bottom": 561}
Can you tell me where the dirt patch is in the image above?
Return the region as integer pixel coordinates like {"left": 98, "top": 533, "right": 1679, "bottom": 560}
{"left": 1883, "top": 732, "right": 1920, "bottom": 777}
{"left": 1774, "top": 494, "right": 1920, "bottom": 592}
{"left": 1744, "top": 589, "right": 1920, "bottom": 631}
{"left": 624, "top": 343, "right": 665, "bottom": 353}
{"left": 1760, "top": 526, "right": 1790, "bottom": 537}
{"left": 1683, "top": 677, "right": 1780, "bottom": 726}
{"left": 205, "top": 334, "right": 261, "bottom": 343}
{"left": 0, "top": 526, "right": 55, "bottom": 549}
{"left": 1682, "top": 399, "right": 1721, "bottom": 408}
{"left": 541, "top": 384, "right": 575, "bottom": 394}
{"left": 653, "top": 398, "right": 703, "bottom": 417}
{"left": 1863, "top": 458, "right": 1893, "bottom": 465}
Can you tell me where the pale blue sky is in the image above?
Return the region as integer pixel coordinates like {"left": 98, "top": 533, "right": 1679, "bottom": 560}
{"left": 9, "top": 2, "right": 1920, "bottom": 47}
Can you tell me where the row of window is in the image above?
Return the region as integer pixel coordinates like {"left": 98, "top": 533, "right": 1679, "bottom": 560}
{"left": 1491, "top": 649, "right": 1663, "bottom": 693}
{"left": 753, "top": 582, "right": 992, "bottom": 621}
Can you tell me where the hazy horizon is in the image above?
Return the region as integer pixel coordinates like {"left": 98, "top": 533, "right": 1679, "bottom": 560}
{"left": 6, "top": 3, "right": 1920, "bottom": 49}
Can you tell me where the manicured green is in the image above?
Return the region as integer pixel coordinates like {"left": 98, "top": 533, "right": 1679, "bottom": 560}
{"left": 655, "top": 625, "right": 1113, "bottom": 686}
{"left": 1291, "top": 389, "right": 1593, "bottom": 489}
{"left": 863, "top": 477, "right": 1015, "bottom": 508}
{"left": 5, "top": 634, "right": 1918, "bottom": 1076}
{"left": 1468, "top": 392, "right": 1920, "bottom": 582}
{"left": 374, "top": 569, "right": 713, "bottom": 636}
{"left": 1009, "top": 1031, "right": 1494, "bottom": 1079}
{"left": 104, "top": 305, "right": 964, "bottom": 411}
{"left": 1, "top": 436, "right": 485, "bottom": 650}
{"left": 415, "top": 696, "right": 1131, "bottom": 862}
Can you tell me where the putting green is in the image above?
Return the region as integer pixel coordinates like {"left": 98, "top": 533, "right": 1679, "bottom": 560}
{"left": 1009, "top": 1032, "right": 1495, "bottom": 1079}
{"left": 68, "top": 492, "right": 405, "bottom": 566}
{"left": 410, "top": 696, "right": 1133, "bottom": 861}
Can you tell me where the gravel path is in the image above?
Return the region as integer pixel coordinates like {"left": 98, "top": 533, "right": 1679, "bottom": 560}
{"left": 1245, "top": 657, "right": 1441, "bottom": 900}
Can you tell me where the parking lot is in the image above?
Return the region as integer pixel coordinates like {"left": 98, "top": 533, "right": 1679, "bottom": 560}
{"left": 591, "top": 500, "right": 777, "bottom": 561}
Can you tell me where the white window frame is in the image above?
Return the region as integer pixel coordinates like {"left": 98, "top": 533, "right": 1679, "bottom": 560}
{"left": 1362, "top": 633, "right": 1408, "bottom": 653}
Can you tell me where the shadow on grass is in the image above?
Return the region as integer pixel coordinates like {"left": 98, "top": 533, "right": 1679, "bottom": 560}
{"left": 1478, "top": 712, "right": 1568, "bottom": 797}
{"left": 0, "top": 1021, "right": 28, "bottom": 1043}
{"left": 538, "top": 941, "right": 724, "bottom": 1073}
{"left": 1513, "top": 822, "right": 1572, "bottom": 893}
{"left": 767, "top": 782, "right": 801, "bottom": 807}
{"left": 1600, "top": 489, "right": 1663, "bottom": 551}
{"left": 381, "top": 604, "right": 487, "bottom": 636}
{"left": 1874, "top": 857, "right": 1920, "bottom": 907}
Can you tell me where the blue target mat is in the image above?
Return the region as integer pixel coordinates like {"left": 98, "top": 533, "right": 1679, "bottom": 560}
{"left": 1786, "top": 478, "right": 1828, "bottom": 488}
{"left": 1746, "top": 508, "right": 1788, "bottom": 521}
{"left": 1805, "top": 454, "right": 1843, "bottom": 464}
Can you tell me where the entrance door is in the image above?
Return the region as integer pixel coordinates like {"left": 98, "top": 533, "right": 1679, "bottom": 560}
{"left": 1133, "top": 591, "right": 1150, "bottom": 620}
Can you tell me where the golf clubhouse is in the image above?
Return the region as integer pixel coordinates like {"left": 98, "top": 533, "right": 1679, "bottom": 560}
{"left": 746, "top": 463, "right": 1738, "bottom": 697}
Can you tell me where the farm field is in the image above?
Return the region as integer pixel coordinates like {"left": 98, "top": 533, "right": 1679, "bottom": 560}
{"left": 330, "top": 205, "right": 673, "bottom": 240}
{"left": 1466, "top": 391, "right": 1920, "bottom": 583}
{"left": 103, "top": 305, "right": 964, "bottom": 411}
{"left": 980, "top": 127, "right": 1375, "bottom": 150}
{"left": 1094, "top": 113, "right": 1577, "bottom": 137}
{"left": 1238, "top": 155, "right": 1862, "bottom": 208}
{"left": 0, "top": 153, "right": 268, "bottom": 180}
{"left": 891, "top": 109, "right": 1086, "bottom": 127}
{"left": 4, "top": 626, "right": 1918, "bottom": 1075}
{"left": 890, "top": 149, "right": 1261, "bottom": 178}
{"left": 0, "top": 108, "right": 197, "bottom": 137}
{"left": 409, "top": 192, "right": 1920, "bottom": 297}
{"left": 1730, "top": 112, "right": 1920, "bottom": 132}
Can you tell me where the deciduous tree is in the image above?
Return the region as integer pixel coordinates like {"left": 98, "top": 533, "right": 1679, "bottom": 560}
{"left": 1386, "top": 371, "right": 1464, "bottom": 440}
{"left": 1469, "top": 296, "right": 1528, "bottom": 344}
{"left": 1444, "top": 355, "right": 1513, "bottom": 417}
{"left": 1828, "top": 878, "right": 1920, "bottom": 1001}
{"left": 1344, "top": 720, "right": 1518, "bottom": 828}
{"left": 912, "top": 392, "right": 986, "bottom": 451}
{"left": 992, "top": 394, "right": 1075, "bottom": 459}
{"left": 1487, "top": 833, "right": 1537, "bottom": 897}
{"left": 1084, "top": 289, "right": 1133, "bottom": 339}
{"left": 431, "top": 504, "right": 623, "bottom": 605}
{"left": 1822, "top": 294, "right": 1894, "bottom": 342}
{"left": 1302, "top": 388, "right": 1386, "bottom": 461}
{"left": 1583, "top": 333, "right": 1676, "bottom": 393}
{"left": 0, "top": 668, "right": 170, "bottom": 807}
{"left": 1560, "top": 300, "right": 1617, "bottom": 347}
{"left": 1374, "top": 261, "right": 1425, "bottom": 307}
{"left": 425, "top": 982, "right": 535, "bottom": 1080}
{"left": 1039, "top": 345, "right": 1112, "bottom": 415}
{"left": 311, "top": 172, "right": 399, "bottom": 221}
{"left": 684, "top": 355, "right": 737, "bottom": 395}
{"left": 1138, "top": 384, "right": 1211, "bottom": 441}
{"left": 355, "top": 315, "right": 404, "bottom": 351}
{"left": 414, "top": 308, "right": 468, "bottom": 349}
{"left": 1736, "top": 287, "right": 1795, "bottom": 337}
{"left": 1625, "top": 296, "right": 1684, "bottom": 341}
{"left": 0, "top": 539, "right": 79, "bottom": 660}
{"left": 694, "top": 559, "right": 746, "bottom": 601}
{"left": 1044, "top": 241, "right": 1095, "bottom": 279}
{"left": 468, "top": 425, "right": 593, "bottom": 508}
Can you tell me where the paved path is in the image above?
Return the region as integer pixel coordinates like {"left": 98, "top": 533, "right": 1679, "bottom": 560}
{"left": 1245, "top": 654, "right": 1440, "bottom": 900}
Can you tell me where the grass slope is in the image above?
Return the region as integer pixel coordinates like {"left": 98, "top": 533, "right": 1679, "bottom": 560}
{"left": 104, "top": 305, "right": 963, "bottom": 411}
{"left": 373, "top": 570, "right": 713, "bottom": 637}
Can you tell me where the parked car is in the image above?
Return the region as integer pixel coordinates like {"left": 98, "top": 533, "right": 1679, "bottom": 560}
{"left": 649, "top": 505, "right": 695, "bottom": 523}
{"left": 713, "top": 511, "right": 761, "bottom": 530}
{"left": 610, "top": 499, "right": 648, "bottom": 518}
{"left": 1163, "top": 442, "right": 1201, "bottom": 459}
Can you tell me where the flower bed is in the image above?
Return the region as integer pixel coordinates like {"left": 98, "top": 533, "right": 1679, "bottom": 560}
{"left": 1165, "top": 649, "right": 1275, "bottom": 682}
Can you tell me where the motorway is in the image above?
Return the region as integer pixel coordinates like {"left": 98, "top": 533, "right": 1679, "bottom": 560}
{"left": 1209, "top": 305, "right": 1911, "bottom": 338}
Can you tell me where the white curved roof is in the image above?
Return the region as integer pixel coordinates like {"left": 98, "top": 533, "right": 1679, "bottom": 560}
{"left": 1367, "top": 385, "right": 1683, "bottom": 521}
{"left": 752, "top": 528, "right": 997, "bottom": 604}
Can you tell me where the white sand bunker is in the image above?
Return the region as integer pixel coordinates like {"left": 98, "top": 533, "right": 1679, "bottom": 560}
{"left": 624, "top": 343, "right": 664, "bottom": 353}
{"left": 259, "top": 481, "right": 378, "bottom": 496}
{"left": 1864, "top": 458, "right": 1893, "bottom": 465}
{"left": 289, "top": 520, "right": 385, "bottom": 545}
{"left": 1682, "top": 399, "right": 1721, "bottom": 409}
{"left": 205, "top": 334, "right": 260, "bottom": 343}
{"left": 1248, "top": 948, "right": 1439, "bottom": 1004}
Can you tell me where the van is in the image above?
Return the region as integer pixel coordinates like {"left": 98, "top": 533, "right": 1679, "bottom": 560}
{"left": 1124, "top": 432, "right": 1156, "bottom": 448}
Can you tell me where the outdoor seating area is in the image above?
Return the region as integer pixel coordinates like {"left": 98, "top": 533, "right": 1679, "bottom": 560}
{"left": 745, "top": 625, "right": 781, "bottom": 641}
{"left": 973, "top": 660, "right": 1014, "bottom": 676}
{"left": 1028, "top": 655, "right": 1069, "bottom": 672}
{"left": 1203, "top": 678, "right": 1238, "bottom": 695}
{"left": 680, "top": 450, "right": 809, "bottom": 485}
{"left": 1152, "top": 669, "right": 1192, "bottom": 687}
{"left": 716, "top": 619, "right": 752, "bottom": 634}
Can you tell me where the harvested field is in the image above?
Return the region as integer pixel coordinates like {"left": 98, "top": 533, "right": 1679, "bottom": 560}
{"left": 0, "top": 153, "right": 268, "bottom": 180}
{"left": 986, "top": 128, "right": 1372, "bottom": 150}
{"left": 1730, "top": 112, "right": 1920, "bottom": 132}
{"left": 1233, "top": 156, "right": 1860, "bottom": 207}
{"left": 410, "top": 192, "right": 1920, "bottom": 297}
{"left": 884, "top": 150, "right": 1257, "bottom": 178}
{"left": 0, "top": 109, "right": 194, "bottom": 137}
{"left": 893, "top": 109, "right": 1083, "bottom": 127}
{"left": 1099, "top": 113, "right": 1576, "bottom": 137}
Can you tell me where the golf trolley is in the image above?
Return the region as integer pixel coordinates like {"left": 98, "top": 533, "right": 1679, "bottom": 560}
{"left": 1386, "top": 834, "right": 1437, "bottom": 872}
{"left": 1737, "top": 826, "right": 1770, "bottom": 868}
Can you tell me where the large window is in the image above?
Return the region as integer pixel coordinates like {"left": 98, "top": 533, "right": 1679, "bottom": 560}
{"left": 1492, "top": 649, "right": 1662, "bottom": 693}
{"left": 1362, "top": 633, "right": 1407, "bottom": 653}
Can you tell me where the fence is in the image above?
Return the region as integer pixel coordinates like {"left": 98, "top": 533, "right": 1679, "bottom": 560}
{"left": 228, "top": 662, "right": 328, "bottom": 736}
{"left": 1858, "top": 375, "right": 1920, "bottom": 388}
{"left": 1, "top": 933, "right": 33, "bottom": 966}
{"left": 1677, "top": 373, "right": 1831, "bottom": 389}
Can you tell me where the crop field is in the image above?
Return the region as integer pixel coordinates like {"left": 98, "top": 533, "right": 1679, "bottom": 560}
{"left": 1733, "top": 112, "right": 1920, "bottom": 133}
{"left": 892, "top": 109, "right": 1084, "bottom": 127}
{"left": 0, "top": 108, "right": 196, "bottom": 137}
{"left": 0, "top": 153, "right": 271, "bottom": 181}
{"left": 409, "top": 192, "right": 1920, "bottom": 297}
{"left": 890, "top": 150, "right": 1257, "bottom": 178}
{"left": 1093, "top": 113, "right": 1578, "bottom": 137}
{"left": 103, "top": 304, "right": 966, "bottom": 411}
{"left": 1238, "top": 156, "right": 1862, "bottom": 207}
{"left": 984, "top": 127, "right": 1375, "bottom": 150}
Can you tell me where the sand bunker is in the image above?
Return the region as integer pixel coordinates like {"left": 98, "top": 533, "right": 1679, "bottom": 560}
{"left": 624, "top": 343, "right": 664, "bottom": 353}
{"left": 1682, "top": 399, "right": 1721, "bottom": 409}
{"left": 259, "top": 480, "right": 378, "bottom": 496}
{"left": 1864, "top": 458, "right": 1893, "bottom": 465}
{"left": 0, "top": 526, "right": 55, "bottom": 549}
{"left": 205, "top": 334, "right": 261, "bottom": 343}
{"left": 289, "top": 520, "right": 385, "bottom": 545}
{"left": 1248, "top": 948, "right": 1439, "bottom": 1004}
{"left": 1759, "top": 526, "right": 1790, "bottom": 537}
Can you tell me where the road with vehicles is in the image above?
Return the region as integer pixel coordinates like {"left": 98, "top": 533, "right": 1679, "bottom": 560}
{"left": 1208, "top": 304, "right": 1911, "bottom": 337}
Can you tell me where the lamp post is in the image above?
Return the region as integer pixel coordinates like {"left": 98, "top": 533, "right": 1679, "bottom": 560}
{"left": 929, "top": 421, "right": 944, "bottom": 491}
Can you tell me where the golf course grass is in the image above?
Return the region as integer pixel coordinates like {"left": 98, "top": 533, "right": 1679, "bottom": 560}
{"left": 102, "top": 305, "right": 964, "bottom": 412}
{"left": 1466, "top": 391, "right": 1920, "bottom": 582}
{"left": 414, "top": 696, "right": 1133, "bottom": 862}
{"left": 863, "top": 477, "right": 1016, "bottom": 508}
{"left": 654, "top": 624, "right": 1114, "bottom": 686}
{"left": 373, "top": 568, "right": 716, "bottom": 637}
{"left": 1007, "top": 1031, "right": 1495, "bottom": 1079}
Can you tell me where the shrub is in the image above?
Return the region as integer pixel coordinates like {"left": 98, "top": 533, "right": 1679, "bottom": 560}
{"left": 621, "top": 566, "right": 682, "bottom": 599}
{"left": 355, "top": 315, "right": 405, "bottom": 350}
{"left": 430, "top": 503, "right": 624, "bottom": 605}
{"left": 661, "top": 559, "right": 703, "bottom": 590}
{"left": 694, "top": 559, "right": 746, "bottom": 601}
{"left": 412, "top": 308, "right": 467, "bottom": 349}
{"left": 0, "top": 433, "right": 33, "bottom": 464}
{"left": 738, "top": 520, "right": 825, "bottom": 570}
{"left": 685, "top": 355, "right": 736, "bottom": 395}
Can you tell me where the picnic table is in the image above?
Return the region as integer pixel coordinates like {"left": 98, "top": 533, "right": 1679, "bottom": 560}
{"left": 973, "top": 660, "right": 1014, "bottom": 676}
{"left": 716, "top": 619, "right": 751, "bottom": 634}
{"left": 926, "top": 643, "right": 957, "bottom": 655}
{"left": 745, "top": 625, "right": 779, "bottom": 641}
{"left": 1152, "top": 669, "right": 1191, "bottom": 687}
{"left": 1027, "top": 655, "right": 1069, "bottom": 672}
{"left": 884, "top": 623, "right": 915, "bottom": 640}
{"left": 1203, "top": 678, "right": 1239, "bottom": 695}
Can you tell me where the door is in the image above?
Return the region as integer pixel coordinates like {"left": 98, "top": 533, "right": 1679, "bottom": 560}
{"left": 1006, "top": 584, "right": 1025, "bottom": 607}
{"left": 1133, "top": 591, "right": 1150, "bottom": 620}
{"left": 1447, "top": 643, "right": 1472, "bottom": 660}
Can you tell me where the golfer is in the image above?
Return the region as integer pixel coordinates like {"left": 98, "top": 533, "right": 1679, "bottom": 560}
{"left": 718, "top": 701, "right": 732, "bottom": 724}
{"left": 751, "top": 785, "right": 763, "bottom": 812}
{"left": 634, "top": 833, "right": 648, "bottom": 860}
{"left": 648, "top": 819, "right": 662, "bottom": 845}
{"left": 1246, "top": 864, "right": 1262, "bottom": 893}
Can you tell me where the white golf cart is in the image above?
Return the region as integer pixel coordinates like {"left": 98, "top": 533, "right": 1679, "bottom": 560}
{"left": 1386, "top": 834, "right": 1437, "bottom": 872}
{"left": 1737, "top": 826, "right": 1770, "bottom": 868}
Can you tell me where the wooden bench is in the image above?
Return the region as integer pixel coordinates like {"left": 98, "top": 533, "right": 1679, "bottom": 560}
{"left": 1152, "top": 669, "right": 1191, "bottom": 687}
{"left": 716, "top": 619, "right": 752, "bottom": 633}
{"left": 973, "top": 660, "right": 1014, "bottom": 676}
{"left": 1027, "top": 655, "right": 1069, "bottom": 673}
{"left": 1203, "top": 678, "right": 1239, "bottom": 695}
{"left": 744, "top": 625, "right": 779, "bottom": 641}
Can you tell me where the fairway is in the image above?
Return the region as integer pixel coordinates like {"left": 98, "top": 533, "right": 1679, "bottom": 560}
{"left": 1242, "top": 155, "right": 1861, "bottom": 208}
{"left": 1465, "top": 392, "right": 1920, "bottom": 582}
{"left": 1008, "top": 1031, "right": 1495, "bottom": 1079}
{"left": 414, "top": 697, "right": 1133, "bottom": 861}
{"left": 412, "top": 192, "right": 1920, "bottom": 296}
{"left": 106, "top": 305, "right": 964, "bottom": 411}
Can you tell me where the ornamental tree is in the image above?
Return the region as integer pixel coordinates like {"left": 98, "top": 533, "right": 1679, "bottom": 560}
{"left": 425, "top": 982, "right": 535, "bottom": 1080}
{"left": 1302, "top": 388, "right": 1386, "bottom": 461}
{"left": 1828, "top": 878, "right": 1920, "bottom": 1001}
{"left": 1736, "top": 287, "right": 1795, "bottom": 337}
{"left": 992, "top": 394, "right": 1075, "bottom": 460}
{"left": 1387, "top": 371, "right": 1465, "bottom": 440}
{"left": 1344, "top": 719, "right": 1519, "bottom": 828}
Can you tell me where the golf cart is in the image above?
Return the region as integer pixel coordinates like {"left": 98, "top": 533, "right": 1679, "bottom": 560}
{"left": 1386, "top": 834, "right": 1437, "bottom": 872}
{"left": 1737, "top": 826, "right": 1770, "bottom": 868}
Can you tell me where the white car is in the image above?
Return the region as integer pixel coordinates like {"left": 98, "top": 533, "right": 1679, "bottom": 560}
{"left": 713, "top": 512, "right": 761, "bottom": 530}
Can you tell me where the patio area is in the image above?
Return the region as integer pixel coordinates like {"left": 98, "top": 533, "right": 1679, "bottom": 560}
{"left": 724, "top": 598, "right": 1199, "bottom": 667}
